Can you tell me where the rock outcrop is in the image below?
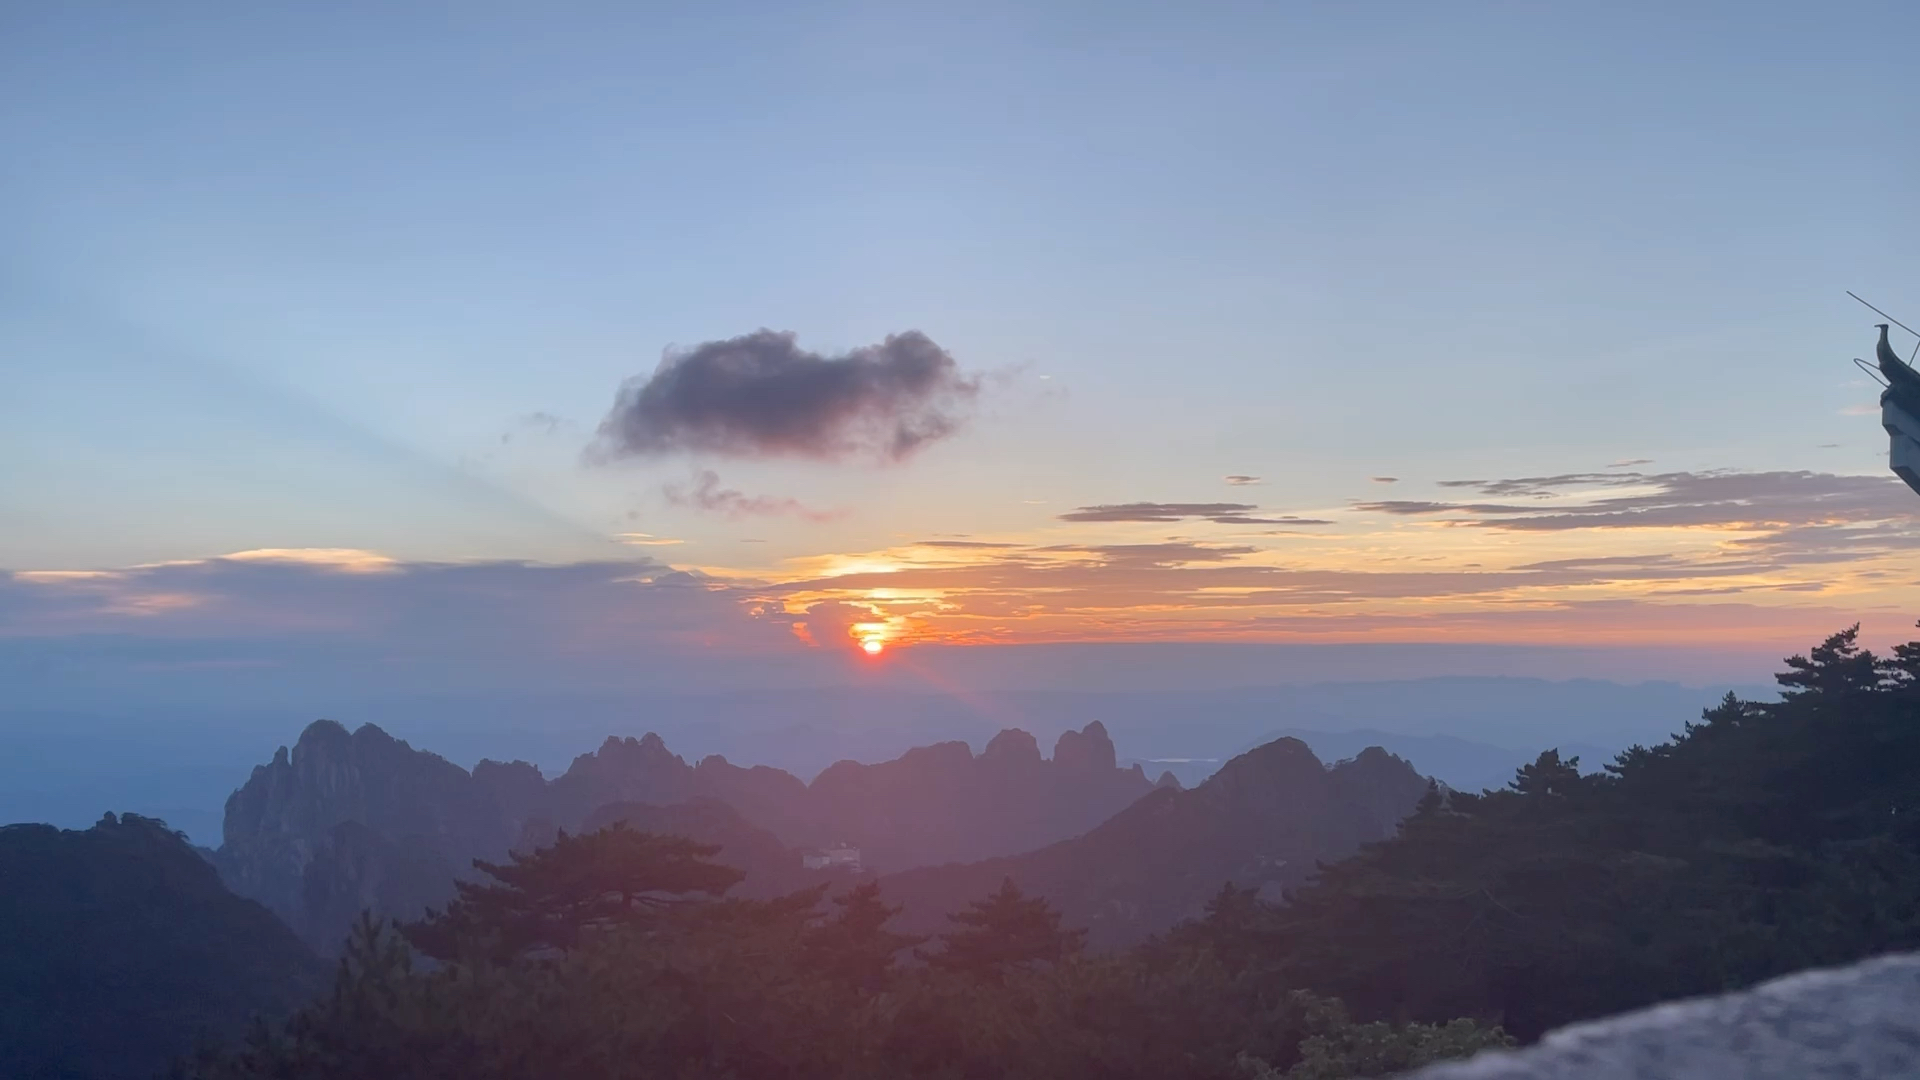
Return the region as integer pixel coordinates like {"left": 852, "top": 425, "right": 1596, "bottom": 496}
{"left": 1053, "top": 720, "right": 1120, "bottom": 772}
{"left": 1405, "top": 950, "right": 1920, "bottom": 1080}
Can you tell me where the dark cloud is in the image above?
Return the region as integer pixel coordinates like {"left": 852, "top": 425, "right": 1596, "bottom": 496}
{"left": 1224, "top": 475, "right": 1261, "bottom": 486}
{"left": 663, "top": 470, "right": 842, "bottom": 522}
{"left": 1059, "top": 502, "right": 1332, "bottom": 526}
{"left": 1370, "top": 476, "right": 1400, "bottom": 484}
{"left": 594, "top": 329, "right": 979, "bottom": 463}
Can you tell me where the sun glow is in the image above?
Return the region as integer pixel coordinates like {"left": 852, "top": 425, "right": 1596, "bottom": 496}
{"left": 852, "top": 620, "right": 892, "bottom": 656}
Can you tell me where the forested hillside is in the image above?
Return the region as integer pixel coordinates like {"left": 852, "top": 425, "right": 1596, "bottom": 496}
{"left": 0, "top": 814, "right": 323, "bottom": 1080}
{"left": 1237, "top": 625, "right": 1920, "bottom": 1040}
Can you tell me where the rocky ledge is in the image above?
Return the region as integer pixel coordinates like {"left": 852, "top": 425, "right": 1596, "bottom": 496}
{"left": 1406, "top": 950, "right": 1920, "bottom": 1080}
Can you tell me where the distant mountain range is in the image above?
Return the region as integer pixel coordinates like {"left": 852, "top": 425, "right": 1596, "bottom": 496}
{"left": 1, "top": 813, "right": 323, "bottom": 1080}
{"left": 215, "top": 717, "right": 1159, "bottom": 951}
{"left": 0, "top": 728, "right": 1439, "bottom": 1079}
{"left": 1132, "top": 727, "right": 1622, "bottom": 793}
{"left": 1, "top": 676, "right": 1758, "bottom": 846}
{"left": 881, "top": 739, "right": 1432, "bottom": 947}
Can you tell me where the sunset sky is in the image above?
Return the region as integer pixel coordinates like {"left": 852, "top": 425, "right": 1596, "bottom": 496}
{"left": 8, "top": 2, "right": 1920, "bottom": 683}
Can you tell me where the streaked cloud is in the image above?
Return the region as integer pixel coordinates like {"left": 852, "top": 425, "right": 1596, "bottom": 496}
{"left": 1058, "top": 502, "right": 1332, "bottom": 526}
{"left": 1356, "top": 469, "right": 1916, "bottom": 532}
{"left": 7, "top": 467, "right": 1916, "bottom": 673}
{"left": 1224, "top": 475, "right": 1261, "bottom": 486}
{"left": 213, "top": 548, "right": 399, "bottom": 573}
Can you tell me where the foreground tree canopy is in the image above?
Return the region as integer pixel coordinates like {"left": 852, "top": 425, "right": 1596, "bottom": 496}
{"left": 1246, "top": 624, "right": 1920, "bottom": 1040}
{"left": 177, "top": 625, "right": 1920, "bottom": 1078}
{"left": 178, "top": 817, "right": 1504, "bottom": 1080}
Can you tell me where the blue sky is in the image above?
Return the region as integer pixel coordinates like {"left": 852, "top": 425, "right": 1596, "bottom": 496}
{"left": 5, "top": 2, "right": 1920, "bottom": 666}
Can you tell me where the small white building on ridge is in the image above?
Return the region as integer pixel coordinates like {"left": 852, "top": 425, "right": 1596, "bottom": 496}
{"left": 803, "top": 844, "right": 861, "bottom": 872}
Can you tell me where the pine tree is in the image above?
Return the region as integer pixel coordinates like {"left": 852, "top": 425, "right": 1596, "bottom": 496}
{"left": 924, "top": 877, "right": 1086, "bottom": 982}
{"left": 404, "top": 823, "right": 742, "bottom": 961}
{"left": 1414, "top": 779, "right": 1445, "bottom": 817}
{"left": 1778, "top": 624, "right": 1881, "bottom": 698}
{"left": 1508, "top": 749, "right": 1582, "bottom": 797}
{"left": 805, "top": 882, "right": 924, "bottom": 991}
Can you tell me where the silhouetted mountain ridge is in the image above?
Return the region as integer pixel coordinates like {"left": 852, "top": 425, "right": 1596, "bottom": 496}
{"left": 878, "top": 736, "right": 1432, "bottom": 947}
{"left": 217, "top": 718, "right": 1157, "bottom": 950}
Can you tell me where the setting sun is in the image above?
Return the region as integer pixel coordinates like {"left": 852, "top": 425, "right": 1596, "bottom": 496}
{"left": 861, "top": 639, "right": 884, "bottom": 656}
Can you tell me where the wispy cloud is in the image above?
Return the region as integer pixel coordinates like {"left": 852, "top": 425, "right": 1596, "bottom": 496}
{"left": 499, "top": 411, "right": 571, "bottom": 444}
{"left": 1224, "top": 475, "right": 1261, "bottom": 486}
{"left": 662, "top": 470, "right": 844, "bottom": 522}
{"left": 1058, "top": 502, "right": 1332, "bottom": 526}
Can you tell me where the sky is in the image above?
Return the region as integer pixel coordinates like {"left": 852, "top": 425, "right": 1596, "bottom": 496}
{"left": 7, "top": 0, "right": 1920, "bottom": 696}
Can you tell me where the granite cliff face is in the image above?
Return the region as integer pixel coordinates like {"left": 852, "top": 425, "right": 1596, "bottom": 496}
{"left": 878, "top": 736, "right": 1433, "bottom": 947}
{"left": 216, "top": 720, "right": 523, "bottom": 951}
{"left": 217, "top": 718, "right": 1160, "bottom": 951}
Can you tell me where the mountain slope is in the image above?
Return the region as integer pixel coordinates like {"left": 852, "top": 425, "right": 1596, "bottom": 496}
{"left": 879, "top": 738, "right": 1431, "bottom": 947}
{"left": 1, "top": 813, "right": 324, "bottom": 1080}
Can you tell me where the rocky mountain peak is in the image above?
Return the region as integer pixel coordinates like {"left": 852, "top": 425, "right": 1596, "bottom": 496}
{"left": 288, "top": 718, "right": 348, "bottom": 760}
{"left": 1053, "top": 720, "right": 1118, "bottom": 772}
{"left": 983, "top": 728, "right": 1043, "bottom": 764}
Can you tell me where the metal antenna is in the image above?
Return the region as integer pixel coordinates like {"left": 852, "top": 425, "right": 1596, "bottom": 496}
{"left": 1847, "top": 291, "right": 1920, "bottom": 363}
